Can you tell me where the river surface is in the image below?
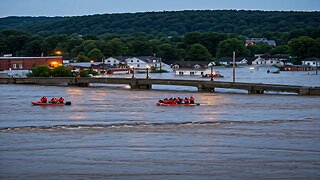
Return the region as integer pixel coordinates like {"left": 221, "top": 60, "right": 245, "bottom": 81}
{"left": 1, "top": 67, "right": 320, "bottom": 179}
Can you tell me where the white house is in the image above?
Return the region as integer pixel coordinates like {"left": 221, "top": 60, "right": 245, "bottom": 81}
{"left": 126, "top": 57, "right": 148, "bottom": 69}
{"left": 104, "top": 56, "right": 171, "bottom": 71}
{"left": 252, "top": 54, "right": 290, "bottom": 67}
{"left": 104, "top": 56, "right": 128, "bottom": 67}
{"left": 302, "top": 57, "right": 320, "bottom": 67}
{"left": 218, "top": 57, "right": 248, "bottom": 66}
{"left": 172, "top": 61, "right": 212, "bottom": 76}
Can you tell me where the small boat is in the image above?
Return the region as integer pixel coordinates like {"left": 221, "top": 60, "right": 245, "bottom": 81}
{"left": 157, "top": 102, "right": 200, "bottom": 106}
{"left": 31, "top": 101, "right": 71, "bottom": 106}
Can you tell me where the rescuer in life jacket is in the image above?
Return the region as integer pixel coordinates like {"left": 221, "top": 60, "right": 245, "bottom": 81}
{"left": 184, "top": 97, "right": 189, "bottom": 104}
{"left": 40, "top": 96, "right": 47, "bottom": 103}
{"left": 189, "top": 96, "right": 195, "bottom": 104}
{"left": 58, "top": 97, "right": 64, "bottom": 104}
{"left": 50, "top": 97, "right": 58, "bottom": 104}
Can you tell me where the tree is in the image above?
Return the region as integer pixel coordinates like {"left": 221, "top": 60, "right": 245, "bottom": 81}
{"left": 27, "top": 66, "right": 51, "bottom": 77}
{"left": 288, "top": 36, "right": 320, "bottom": 61}
{"left": 50, "top": 66, "right": 73, "bottom": 77}
{"left": 216, "top": 38, "right": 249, "bottom": 58}
{"left": 108, "top": 38, "right": 128, "bottom": 56}
{"left": 158, "top": 43, "right": 176, "bottom": 59}
{"left": 23, "top": 39, "right": 43, "bottom": 56}
{"left": 270, "top": 45, "right": 289, "bottom": 55}
{"left": 247, "top": 42, "right": 272, "bottom": 56}
{"left": 88, "top": 48, "right": 104, "bottom": 61}
{"left": 185, "top": 43, "right": 212, "bottom": 61}
{"left": 76, "top": 54, "right": 89, "bottom": 62}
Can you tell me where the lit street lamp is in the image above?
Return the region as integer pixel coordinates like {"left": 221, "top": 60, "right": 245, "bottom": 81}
{"left": 55, "top": 51, "right": 62, "bottom": 56}
{"left": 208, "top": 62, "right": 214, "bottom": 81}
{"left": 146, "top": 65, "right": 151, "bottom": 79}
{"left": 130, "top": 66, "right": 135, "bottom": 78}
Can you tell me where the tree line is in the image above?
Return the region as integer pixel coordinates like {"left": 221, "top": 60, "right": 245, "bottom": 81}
{"left": 1, "top": 10, "right": 319, "bottom": 37}
{"left": 1, "top": 28, "right": 319, "bottom": 64}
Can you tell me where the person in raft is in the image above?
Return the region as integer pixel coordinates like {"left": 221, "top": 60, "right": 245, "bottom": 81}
{"left": 40, "top": 96, "right": 47, "bottom": 103}
{"left": 58, "top": 97, "right": 64, "bottom": 104}
{"left": 184, "top": 97, "right": 189, "bottom": 104}
{"left": 189, "top": 96, "right": 195, "bottom": 104}
{"left": 50, "top": 97, "right": 58, "bottom": 104}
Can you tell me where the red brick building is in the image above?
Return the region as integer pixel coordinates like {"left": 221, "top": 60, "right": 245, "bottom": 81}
{"left": 0, "top": 56, "right": 63, "bottom": 71}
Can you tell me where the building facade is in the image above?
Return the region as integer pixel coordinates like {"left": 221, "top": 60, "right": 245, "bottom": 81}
{"left": 0, "top": 56, "right": 63, "bottom": 71}
{"left": 302, "top": 57, "right": 320, "bottom": 67}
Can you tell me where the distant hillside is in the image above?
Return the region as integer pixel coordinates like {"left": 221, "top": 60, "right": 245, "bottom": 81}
{"left": 0, "top": 10, "right": 319, "bottom": 36}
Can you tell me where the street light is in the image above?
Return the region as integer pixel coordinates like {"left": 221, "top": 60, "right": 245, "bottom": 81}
{"left": 209, "top": 63, "right": 214, "bottom": 81}
{"left": 146, "top": 65, "right": 151, "bottom": 79}
{"left": 130, "top": 65, "right": 135, "bottom": 78}
{"left": 55, "top": 51, "right": 62, "bottom": 56}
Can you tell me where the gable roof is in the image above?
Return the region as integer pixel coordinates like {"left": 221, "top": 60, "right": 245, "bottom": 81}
{"left": 260, "top": 54, "right": 289, "bottom": 59}
{"left": 173, "top": 61, "right": 211, "bottom": 68}
{"left": 302, "top": 57, "right": 320, "bottom": 62}
{"left": 218, "top": 57, "right": 247, "bottom": 62}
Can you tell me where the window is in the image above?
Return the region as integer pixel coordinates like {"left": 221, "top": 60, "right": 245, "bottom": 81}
{"left": 137, "top": 64, "right": 140, "bottom": 67}
{"left": 12, "top": 64, "right": 17, "bottom": 69}
{"left": 137, "top": 60, "right": 139, "bottom": 62}
{"left": 107, "top": 60, "right": 110, "bottom": 62}
{"left": 131, "top": 60, "right": 133, "bottom": 62}
{"left": 114, "top": 60, "right": 116, "bottom": 63}
{"left": 179, "top": 71, "right": 184, "bottom": 75}
{"left": 201, "top": 72, "right": 204, "bottom": 75}
{"left": 313, "top": 62, "right": 316, "bottom": 65}
{"left": 190, "top": 72, "right": 195, "bottom": 75}
{"left": 19, "top": 64, "right": 23, "bottom": 69}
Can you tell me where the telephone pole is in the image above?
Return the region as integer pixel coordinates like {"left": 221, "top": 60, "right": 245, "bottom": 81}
{"left": 233, "top": 51, "right": 236, "bottom": 82}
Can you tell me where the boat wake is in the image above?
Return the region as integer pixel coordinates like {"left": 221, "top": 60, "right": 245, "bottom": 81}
{"left": 0, "top": 118, "right": 314, "bottom": 132}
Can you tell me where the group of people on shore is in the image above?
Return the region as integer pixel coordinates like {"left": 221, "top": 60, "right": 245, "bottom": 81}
{"left": 40, "top": 96, "right": 64, "bottom": 104}
{"left": 159, "top": 96, "right": 195, "bottom": 104}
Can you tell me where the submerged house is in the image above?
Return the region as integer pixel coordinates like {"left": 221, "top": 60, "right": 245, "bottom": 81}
{"left": 218, "top": 57, "right": 250, "bottom": 66}
{"left": 302, "top": 57, "right": 320, "bottom": 67}
{"left": 172, "top": 61, "right": 212, "bottom": 76}
{"left": 252, "top": 54, "right": 291, "bottom": 67}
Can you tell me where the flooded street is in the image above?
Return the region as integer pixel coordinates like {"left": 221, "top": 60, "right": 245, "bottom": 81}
{"left": 1, "top": 68, "right": 320, "bottom": 179}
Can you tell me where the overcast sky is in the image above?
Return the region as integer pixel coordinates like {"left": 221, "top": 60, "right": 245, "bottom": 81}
{"left": 0, "top": 0, "right": 319, "bottom": 18}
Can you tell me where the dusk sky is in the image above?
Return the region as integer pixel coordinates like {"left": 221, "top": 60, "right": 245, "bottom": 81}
{"left": 0, "top": 0, "right": 319, "bottom": 17}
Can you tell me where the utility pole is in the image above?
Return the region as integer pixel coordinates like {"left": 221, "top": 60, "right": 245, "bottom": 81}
{"left": 160, "top": 57, "right": 162, "bottom": 73}
{"left": 233, "top": 51, "right": 236, "bottom": 82}
{"left": 316, "top": 58, "right": 319, "bottom": 75}
{"left": 210, "top": 64, "right": 213, "bottom": 81}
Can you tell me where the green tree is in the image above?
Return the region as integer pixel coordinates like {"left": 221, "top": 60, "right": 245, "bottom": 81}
{"left": 50, "top": 66, "right": 73, "bottom": 77}
{"left": 76, "top": 54, "right": 89, "bottom": 62}
{"left": 216, "top": 38, "right": 249, "bottom": 58}
{"left": 288, "top": 36, "right": 320, "bottom": 61}
{"left": 185, "top": 43, "right": 212, "bottom": 61}
{"left": 270, "top": 45, "right": 289, "bottom": 55}
{"left": 158, "top": 43, "right": 176, "bottom": 59}
{"left": 88, "top": 48, "right": 104, "bottom": 61}
{"left": 27, "top": 65, "right": 51, "bottom": 77}
{"left": 247, "top": 42, "right": 272, "bottom": 56}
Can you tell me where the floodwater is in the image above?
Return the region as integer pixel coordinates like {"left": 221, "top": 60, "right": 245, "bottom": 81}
{"left": 1, "top": 67, "right": 320, "bottom": 179}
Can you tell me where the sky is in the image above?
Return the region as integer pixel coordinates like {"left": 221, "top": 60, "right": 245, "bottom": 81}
{"left": 0, "top": 0, "right": 319, "bottom": 18}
